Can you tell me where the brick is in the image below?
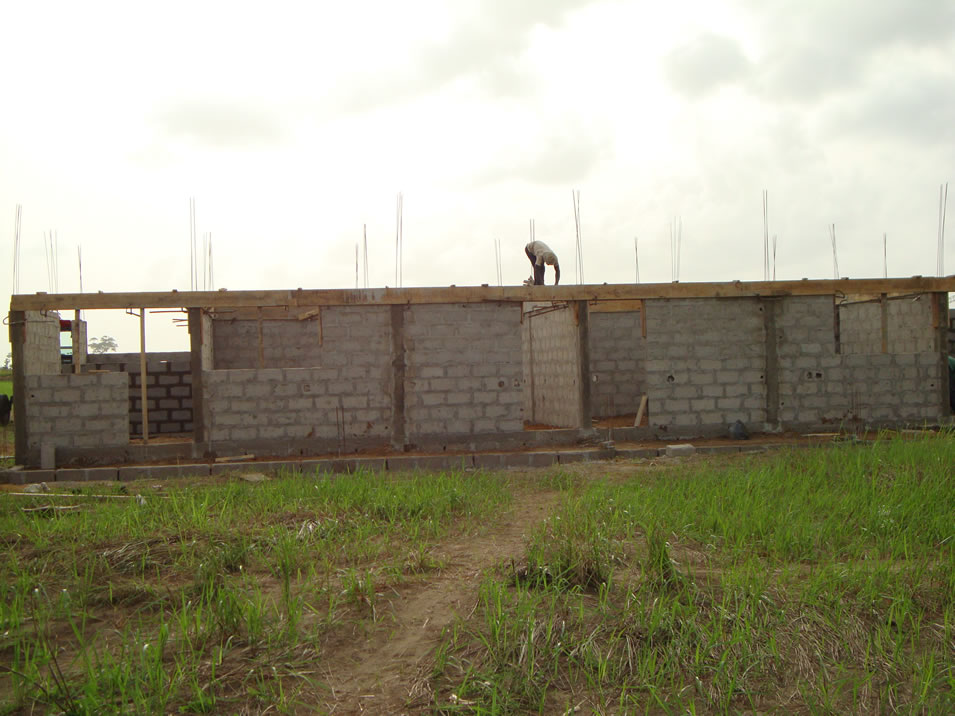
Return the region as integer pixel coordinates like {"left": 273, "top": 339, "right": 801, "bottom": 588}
{"left": 616, "top": 448, "right": 661, "bottom": 459}
{"left": 665, "top": 444, "right": 696, "bottom": 457}
{"left": 55, "top": 467, "right": 119, "bottom": 482}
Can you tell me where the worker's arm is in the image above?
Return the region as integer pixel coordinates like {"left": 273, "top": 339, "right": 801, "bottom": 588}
{"left": 553, "top": 263, "right": 560, "bottom": 285}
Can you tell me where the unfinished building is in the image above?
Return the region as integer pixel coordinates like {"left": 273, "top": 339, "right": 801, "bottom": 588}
{"left": 6, "top": 279, "right": 954, "bottom": 472}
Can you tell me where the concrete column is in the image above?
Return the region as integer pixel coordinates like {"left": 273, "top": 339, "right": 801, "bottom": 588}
{"left": 762, "top": 298, "right": 780, "bottom": 426}
{"left": 390, "top": 305, "right": 407, "bottom": 449}
{"left": 8, "top": 311, "right": 27, "bottom": 464}
{"left": 70, "top": 313, "right": 87, "bottom": 374}
{"left": 934, "top": 293, "right": 952, "bottom": 417}
{"left": 188, "top": 307, "right": 206, "bottom": 446}
{"left": 575, "top": 300, "right": 592, "bottom": 430}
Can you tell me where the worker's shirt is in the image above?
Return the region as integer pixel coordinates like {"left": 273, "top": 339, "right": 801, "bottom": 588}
{"left": 526, "top": 241, "right": 559, "bottom": 267}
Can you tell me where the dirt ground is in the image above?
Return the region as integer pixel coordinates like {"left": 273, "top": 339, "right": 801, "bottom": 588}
{"left": 314, "top": 478, "right": 565, "bottom": 714}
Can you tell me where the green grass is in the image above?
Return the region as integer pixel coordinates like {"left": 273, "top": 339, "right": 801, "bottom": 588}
{"left": 0, "top": 468, "right": 512, "bottom": 714}
{"left": 433, "top": 432, "right": 955, "bottom": 714}
{"left": 3, "top": 435, "right": 953, "bottom": 714}
{"left": 0, "top": 379, "right": 10, "bottom": 398}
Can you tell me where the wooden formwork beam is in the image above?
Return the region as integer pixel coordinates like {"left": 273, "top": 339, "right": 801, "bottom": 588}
{"left": 11, "top": 278, "right": 955, "bottom": 312}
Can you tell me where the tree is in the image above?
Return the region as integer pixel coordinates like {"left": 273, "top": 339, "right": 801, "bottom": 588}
{"left": 89, "top": 336, "right": 118, "bottom": 354}
{"left": 2, "top": 353, "right": 9, "bottom": 370}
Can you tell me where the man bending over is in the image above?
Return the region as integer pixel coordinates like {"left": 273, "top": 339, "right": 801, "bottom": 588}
{"left": 524, "top": 240, "right": 560, "bottom": 285}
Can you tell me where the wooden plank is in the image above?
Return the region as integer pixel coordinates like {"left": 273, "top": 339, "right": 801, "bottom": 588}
{"left": 634, "top": 395, "right": 648, "bottom": 427}
{"left": 12, "top": 278, "right": 955, "bottom": 311}
{"left": 71, "top": 309, "right": 81, "bottom": 375}
{"left": 588, "top": 299, "right": 643, "bottom": 313}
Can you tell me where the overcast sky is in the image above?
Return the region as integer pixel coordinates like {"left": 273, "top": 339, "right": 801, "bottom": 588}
{"left": 2, "top": 0, "right": 953, "bottom": 355}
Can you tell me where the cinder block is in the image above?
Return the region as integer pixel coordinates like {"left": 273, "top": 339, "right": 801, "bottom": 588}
{"left": 210, "top": 460, "right": 298, "bottom": 476}
{"left": 386, "top": 454, "right": 474, "bottom": 472}
{"left": 615, "top": 448, "right": 660, "bottom": 459}
{"left": 665, "top": 444, "right": 696, "bottom": 457}
{"left": 55, "top": 467, "right": 119, "bottom": 482}
{"left": 696, "top": 445, "right": 741, "bottom": 455}
{"left": 1, "top": 469, "right": 58, "bottom": 485}
{"left": 119, "top": 464, "right": 211, "bottom": 481}
{"left": 557, "top": 449, "right": 613, "bottom": 464}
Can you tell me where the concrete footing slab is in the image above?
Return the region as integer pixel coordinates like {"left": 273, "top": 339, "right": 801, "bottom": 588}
{"left": 55, "top": 467, "right": 120, "bottom": 482}
{"left": 557, "top": 448, "right": 616, "bottom": 464}
{"left": 473, "top": 451, "right": 559, "bottom": 469}
{"left": 385, "top": 455, "right": 475, "bottom": 472}
{"left": 211, "top": 460, "right": 299, "bottom": 476}
{"left": 615, "top": 448, "right": 661, "bottom": 459}
{"left": 118, "top": 464, "right": 211, "bottom": 481}
{"left": 301, "top": 458, "right": 388, "bottom": 475}
{"left": 0, "top": 469, "right": 56, "bottom": 485}
{"left": 0, "top": 439, "right": 835, "bottom": 485}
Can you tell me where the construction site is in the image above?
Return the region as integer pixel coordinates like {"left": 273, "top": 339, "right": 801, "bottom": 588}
{"left": 4, "top": 277, "right": 954, "bottom": 481}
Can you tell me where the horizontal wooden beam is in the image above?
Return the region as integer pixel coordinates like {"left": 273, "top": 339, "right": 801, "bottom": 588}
{"left": 589, "top": 299, "right": 643, "bottom": 313}
{"left": 9, "top": 277, "right": 954, "bottom": 312}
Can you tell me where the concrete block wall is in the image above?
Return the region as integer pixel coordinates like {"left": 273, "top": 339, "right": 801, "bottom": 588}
{"left": 589, "top": 310, "right": 646, "bottom": 416}
{"left": 777, "top": 296, "right": 852, "bottom": 425}
{"left": 84, "top": 352, "right": 193, "bottom": 436}
{"left": 839, "top": 296, "right": 937, "bottom": 355}
{"left": 211, "top": 307, "right": 391, "bottom": 369}
{"left": 840, "top": 353, "right": 945, "bottom": 422}
{"left": 757, "top": 295, "right": 944, "bottom": 428}
{"left": 23, "top": 373, "right": 128, "bottom": 452}
{"left": 645, "top": 298, "right": 767, "bottom": 431}
{"left": 404, "top": 303, "right": 524, "bottom": 437}
{"left": 203, "top": 366, "right": 393, "bottom": 444}
{"left": 522, "top": 303, "right": 582, "bottom": 428}
{"left": 22, "top": 311, "right": 61, "bottom": 376}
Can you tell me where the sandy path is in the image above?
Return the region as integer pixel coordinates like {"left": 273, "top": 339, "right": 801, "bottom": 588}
{"left": 316, "top": 486, "right": 561, "bottom": 714}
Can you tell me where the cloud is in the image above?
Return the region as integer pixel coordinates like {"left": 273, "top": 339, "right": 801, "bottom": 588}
{"left": 822, "top": 69, "right": 955, "bottom": 147}
{"left": 328, "top": 0, "right": 608, "bottom": 113}
{"left": 155, "top": 99, "right": 287, "bottom": 148}
{"left": 663, "top": 33, "right": 751, "bottom": 97}
{"left": 739, "top": 0, "right": 955, "bottom": 102}
{"left": 471, "top": 122, "right": 613, "bottom": 186}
